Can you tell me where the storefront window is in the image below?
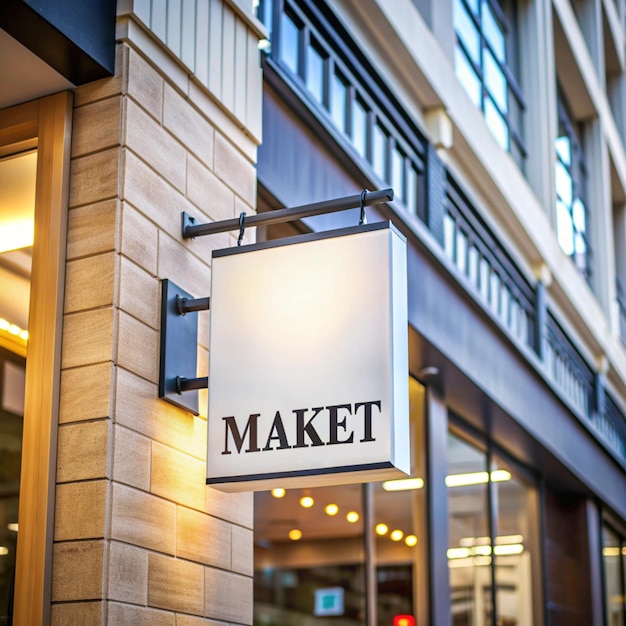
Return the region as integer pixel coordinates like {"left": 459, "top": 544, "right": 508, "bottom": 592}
{"left": 447, "top": 428, "right": 539, "bottom": 626}
{"left": 447, "top": 431, "right": 493, "bottom": 625}
{"left": 254, "top": 378, "right": 426, "bottom": 625}
{"left": 603, "top": 524, "right": 626, "bottom": 626}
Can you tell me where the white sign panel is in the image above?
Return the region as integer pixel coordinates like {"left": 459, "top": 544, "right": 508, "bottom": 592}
{"left": 207, "top": 222, "right": 409, "bottom": 491}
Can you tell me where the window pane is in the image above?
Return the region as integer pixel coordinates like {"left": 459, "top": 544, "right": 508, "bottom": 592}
{"left": 555, "top": 160, "right": 573, "bottom": 206}
{"left": 482, "top": 0, "right": 506, "bottom": 62}
{"left": 444, "top": 213, "right": 456, "bottom": 261}
{"left": 455, "top": 46, "right": 482, "bottom": 108}
{"left": 391, "top": 145, "right": 405, "bottom": 202}
{"left": 456, "top": 229, "right": 468, "bottom": 274}
{"left": 602, "top": 526, "right": 625, "bottom": 626}
{"left": 406, "top": 165, "right": 418, "bottom": 215}
{"left": 468, "top": 246, "right": 479, "bottom": 288}
{"left": 280, "top": 12, "right": 299, "bottom": 75}
{"left": 306, "top": 44, "right": 324, "bottom": 104}
{"left": 480, "top": 257, "right": 491, "bottom": 301}
{"left": 352, "top": 98, "right": 367, "bottom": 159}
{"left": 490, "top": 272, "right": 500, "bottom": 314}
{"left": 484, "top": 97, "right": 509, "bottom": 150}
{"left": 454, "top": 0, "right": 481, "bottom": 64}
{"left": 372, "top": 122, "right": 387, "bottom": 180}
{"left": 484, "top": 49, "right": 508, "bottom": 113}
{"left": 447, "top": 432, "right": 493, "bottom": 626}
{"left": 254, "top": 484, "right": 366, "bottom": 623}
{"left": 330, "top": 72, "right": 347, "bottom": 133}
{"left": 572, "top": 197, "right": 586, "bottom": 233}
{"left": 492, "top": 456, "right": 537, "bottom": 626}
{"left": 556, "top": 199, "right": 574, "bottom": 256}
{"left": 555, "top": 135, "right": 571, "bottom": 165}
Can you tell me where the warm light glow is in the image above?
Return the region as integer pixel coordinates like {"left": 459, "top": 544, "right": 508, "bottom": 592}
{"left": 0, "top": 318, "right": 29, "bottom": 353}
{"left": 445, "top": 469, "right": 511, "bottom": 487}
{"left": 8, "top": 324, "right": 20, "bottom": 336}
{"left": 288, "top": 529, "right": 302, "bottom": 541}
{"left": 405, "top": 535, "right": 418, "bottom": 547}
{"left": 346, "top": 511, "right": 359, "bottom": 523}
{"left": 473, "top": 545, "right": 492, "bottom": 556}
{"left": 300, "top": 496, "right": 314, "bottom": 508}
{"left": 0, "top": 547, "right": 8, "bottom": 556}
{"left": 390, "top": 529, "right": 404, "bottom": 542}
{"left": 447, "top": 547, "right": 471, "bottom": 559}
{"left": 382, "top": 477, "right": 424, "bottom": 491}
{"left": 0, "top": 219, "right": 34, "bottom": 254}
{"left": 271, "top": 488, "right": 286, "bottom": 498}
{"left": 0, "top": 319, "right": 9, "bottom": 331}
{"left": 603, "top": 547, "right": 620, "bottom": 557}
{"left": 19, "top": 330, "right": 28, "bottom": 341}
{"left": 325, "top": 504, "right": 339, "bottom": 516}
{"left": 460, "top": 534, "right": 524, "bottom": 547}
{"left": 495, "top": 534, "right": 523, "bottom": 545}
{"left": 375, "top": 523, "right": 389, "bottom": 536}
{"left": 7, "top": 523, "right": 18, "bottom": 533}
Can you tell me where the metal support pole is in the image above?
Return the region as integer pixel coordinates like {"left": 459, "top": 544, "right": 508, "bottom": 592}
{"left": 182, "top": 188, "right": 394, "bottom": 239}
{"left": 176, "top": 376, "right": 209, "bottom": 393}
{"left": 177, "top": 296, "right": 210, "bottom": 315}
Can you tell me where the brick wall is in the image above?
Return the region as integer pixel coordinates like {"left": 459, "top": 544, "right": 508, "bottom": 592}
{"left": 51, "top": 40, "right": 258, "bottom": 624}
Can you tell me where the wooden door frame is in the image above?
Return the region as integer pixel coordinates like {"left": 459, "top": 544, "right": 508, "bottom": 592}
{"left": 0, "top": 92, "right": 73, "bottom": 625}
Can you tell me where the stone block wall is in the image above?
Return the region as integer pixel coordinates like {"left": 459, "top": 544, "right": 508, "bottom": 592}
{"left": 51, "top": 32, "right": 259, "bottom": 624}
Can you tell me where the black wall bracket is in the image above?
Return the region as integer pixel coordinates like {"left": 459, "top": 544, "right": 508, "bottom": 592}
{"left": 158, "top": 279, "right": 210, "bottom": 415}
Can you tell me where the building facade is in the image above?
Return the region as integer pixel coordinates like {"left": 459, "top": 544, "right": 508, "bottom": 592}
{"left": 0, "top": 0, "right": 625, "bottom": 625}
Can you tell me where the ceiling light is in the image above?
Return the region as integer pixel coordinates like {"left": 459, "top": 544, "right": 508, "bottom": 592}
{"left": 390, "top": 529, "right": 404, "bottom": 542}
{"left": 382, "top": 477, "right": 424, "bottom": 491}
{"left": 493, "top": 544, "right": 523, "bottom": 556}
{"left": 271, "top": 488, "right": 286, "bottom": 498}
{"left": 7, "top": 523, "right": 18, "bottom": 532}
{"left": 325, "top": 504, "right": 339, "bottom": 516}
{"left": 375, "top": 523, "right": 389, "bottom": 536}
{"left": 405, "top": 535, "right": 418, "bottom": 547}
{"left": 447, "top": 547, "right": 471, "bottom": 559}
{"left": 445, "top": 469, "right": 511, "bottom": 487}
{"left": 346, "top": 511, "right": 359, "bottom": 523}
{"left": 288, "top": 529, "right": 302, "bottom": 541}
{"left": 300, "top": 496, "right": 314, "bottom": 508}
{"left": 0, "top": 547, "right": 8, "bottom": 556}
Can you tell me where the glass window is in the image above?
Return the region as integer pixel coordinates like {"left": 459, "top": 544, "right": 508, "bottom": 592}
{"left": 351, "top": 98, "right": 368, "bottom": 159}
{"left": 306, "top": 42, "right": 325, "bottom": 104}
{"left": 448, "top": 430, "right": 540, "bottom": 626}
{"left": 444, "top": 213, "right": 456, "bottom": 261}
{"left": 602, "top": 524, "right": 626, "bottom": 626}
{"left": 280, "top": 12, "right": 299, "bottom": 75}
{"left": 372, "top": 122, "right": 388, "bottom": 181}
{"left": 447, "top": 432, "right": 493, "bottom": 625}
{"left": 555, "top": 95, "right": 591, "bottom": 280}
{"left": 453, "top": 0, "right": 524, "bottom": 163}
{"left": 405, "top": 166, "right": 418, "bottom": 215}
{"left": 391, "top": 145, "right": 405, "bottom": 203}
{"left": 330, "top": 71, "right": 348, "bottom": 133}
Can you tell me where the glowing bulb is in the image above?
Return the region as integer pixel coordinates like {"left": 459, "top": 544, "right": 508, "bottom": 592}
{"left": 0, "top": 319, "right": 9, "bottom": 331}
{"left": 346, "top": 511, "right": 359, "bottom": 523}
{"left": 0, "top": 547, "right": 8, "bottom": 556}
{"left": 300, "top": 496, "right": 314, "bottom": 508}
{"left": 375, "top": 523, "right": 389, "bottom": 536}
{"left": 8, "top": 324, "right": 20, "bottom": 336}
{"left": 325, "top": 504, "right": 339, "bottom": 516}
{"left": 405, "top": 535, "right": 418, "bottom": 547}
{"left": 382, "top": 477, "right": 424, "bottom": 491}
{"left": 19, "top": 330, "right": 28, "bottom": 341}
{"left": 390, "top": 529, "right": 404, "bottom": 542}
{"left": 288, "top": 529, "right": 302, "bottom": 541}
{"left": 7, "top": 524, "right": 18, "bottom": 532}
{"left": 271, "top": 488, "right": 285, "bottom": 498}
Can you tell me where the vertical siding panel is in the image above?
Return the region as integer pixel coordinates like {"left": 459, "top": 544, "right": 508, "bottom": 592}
{"left": 221, "top": 6, "right": 236, "bottom": 112}
{"left": 195, "top": 0, "right": 210, "bottom": 86}
{"left": 134, "top": 0, "right": 152, "bottom": 27}
{"left": 246, "top": 30, "right": 263, "bottom": 139}
{"left": 233, "top": 18, "right": 248, "bottom": 122}
{"left": 181, "top": 0, "right": 196, "bottom": 71}
{"left": 151, "top": 0, "right": 167, "bottom": 42}
{"left": 208, "top": 0, "right": 223, "bottom": 100}
{"left": 167, "top": 0, "right": 182, "bottom": 59}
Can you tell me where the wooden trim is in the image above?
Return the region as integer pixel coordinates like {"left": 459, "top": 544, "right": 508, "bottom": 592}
{"left": 11, "top": 92, "right": 73, "bottom": 626}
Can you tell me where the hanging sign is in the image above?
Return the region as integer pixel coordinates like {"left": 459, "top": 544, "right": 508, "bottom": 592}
{"left": 206, "top": 221, "right": 410, "bottom": 491}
